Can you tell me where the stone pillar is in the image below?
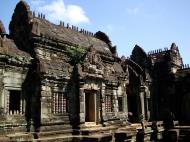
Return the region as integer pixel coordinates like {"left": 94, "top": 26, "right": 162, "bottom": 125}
{"left": 40, "top": 85, "right": 51, "bottom": 120}
{"left": 22, "top": 98, "right": 26, "bottom": 114}
{"left": 123, "top": 82, "right": 128, "bottom": 119}
{"left": 113, "top": 89, "right": 117, "bottom": 114}
{"left": 20, "top": 97, "right": 23, "bottom": 114}
{"left": 140, "top": 86, "right": 145, "bottom": 120}
{"left": 1, "top": 89, "right": 6, "bottom": 114}
{"left": 0, "top": 69, "right": 4, "bottom": 109}
{"left": 95, "top": 91, "right": 100, "bottom": 124}
{"left": 79, "top": 88, "right": 85, "bottom": 123}
{"left": 124, "top": 93, "right": 128, "bottom": 118}
{"left": 101, "top": 83, "right": 106, "bottom": 123}
{"left": 6, "top": 91, "right": 10, "bottom": 115}
{"left": 145, "top": 86, "right": 150, "bottom": 120}
{"left": 40, "top": 94, "right": 48, "bottom": 118}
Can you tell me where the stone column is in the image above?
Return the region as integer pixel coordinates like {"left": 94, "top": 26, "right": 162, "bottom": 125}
{"left": 6, "top": 91, "right": 10, "bottom": 115}
{"left": 0, "top": 69, "right": 3, "bottom": 109}
{"left": 79, "top": 88, "right": 85, "bottom": 123}
{"left": 139, "top": 86, "right": 145, "bottom": 120}
{"left": 145, "top": 86, "right": 150, "bottom": 120}
{"left": 124, "top": 93, "right": 128, "bottom": 118}
{"left": 123, "top": 83, "right": 128, "bottom": 119}
{"left": 20, "top": 97, "right": 23, "bottom": 114}
{"left": 113, "top": 89, "right": 117, "bottom": 114}
{"left": 1, "top": 89, "right": 6, "bottom": 114}
{"left": 40, "top": 85, "right": 51, "bottom": 121}
{"left": 95, "top": 91, "right": 100, "bottom": 124}
{"left": 22, "top": 98, "right": 26, "bottom": 114}
{"left": 101, "top": 83, "right": 106, "bottom": 123}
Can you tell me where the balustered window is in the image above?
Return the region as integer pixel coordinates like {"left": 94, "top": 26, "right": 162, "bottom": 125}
{"left": 105, "top": 95, "right": 113, "bottom": 112}
{"left": 52, "top": 92, "right": 68, "bottom": 114}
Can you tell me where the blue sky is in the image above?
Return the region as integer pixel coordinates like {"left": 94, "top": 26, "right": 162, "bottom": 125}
{"left": 0, "top": 0, "right": 189, "bottom": 64}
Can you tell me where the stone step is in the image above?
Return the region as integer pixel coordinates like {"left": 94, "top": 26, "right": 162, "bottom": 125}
{"left": 5, "top": 128, "right": 73, "bottom": 141}
{"left": 114, "top": 130, "right": 136, "bottom": 142}
{"left": 36, "top": 129, "right": 73, "bottom": 138}
{"left": 0, "top": 137, "right": 10, "bottom": 142}
{"left": 124, "top": 139, "right": 132, "bottom": 142}
{"left": 79, "top": 123, "right": 103, "bottom": 129}
{"left": 79, "top": 125, "right": 119, "bottom": 135}
{"left": 104, "top": 120, "right": 127, "bottom": 127}
{"left": 6, "top": 132, "right": 33, "bottom": 141}
{"left": 7, "top": 133, "right": 113, "bottom": 142}
{"left": 33, "top": 134, "right": 113, "bottom": 142}
{"left": 40, "top": 124, "right": 72, "bottom": 132}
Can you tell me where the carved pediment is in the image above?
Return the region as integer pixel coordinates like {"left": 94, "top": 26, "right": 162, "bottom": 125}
{"left": 81, "top": 47, "right": 104, "bottom": 76}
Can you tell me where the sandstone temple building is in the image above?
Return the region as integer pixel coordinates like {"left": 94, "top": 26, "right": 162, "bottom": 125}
{"left": 0, "top": 1, "right": 190, "bottom": 141}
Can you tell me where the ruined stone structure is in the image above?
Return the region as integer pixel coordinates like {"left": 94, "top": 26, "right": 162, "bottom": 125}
{"left": 147, "top": 43, "right": 190, "bottom": 124}
{"left": 0, "top": 1, "right": 190, "bottom": 141}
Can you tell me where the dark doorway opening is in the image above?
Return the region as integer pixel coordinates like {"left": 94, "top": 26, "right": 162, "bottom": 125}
{"left": 9, "top": 90, "right": 21, "bottom": 115}
{"left": 85, "top": 92, "right": 95, "bottom": 122}
{"left": 128, "top": 95, "right": 138, "bottom": 122}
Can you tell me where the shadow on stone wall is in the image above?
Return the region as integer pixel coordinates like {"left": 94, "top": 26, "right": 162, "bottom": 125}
{"left": 22, "top": 59, "right": 41, "bottom": 133}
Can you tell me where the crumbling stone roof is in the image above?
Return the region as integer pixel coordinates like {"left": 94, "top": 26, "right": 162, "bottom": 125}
{"left": 103, "top": 62, "right": 125, "bottom": 82}
{"left": 124, "top": 59, "right": 143, "bottom": 74}
{"left": 114, "top": 62, "right": 124, "bottom": 72}
{"left": 31, "top": 18, "right": 112, "bottom": 56}
{"left": 148, "top": 43, "right": 182, "bottom": 65}
{"left": 40, "top": 57, "right": 72, "bottom": 78}
{"left": 0, "top": 36, "right": 31, "bottom": 64}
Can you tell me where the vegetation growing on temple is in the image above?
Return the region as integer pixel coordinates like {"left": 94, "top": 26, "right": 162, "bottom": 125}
{"left": 66, "top": 46, "right": 87, "bottom": 65}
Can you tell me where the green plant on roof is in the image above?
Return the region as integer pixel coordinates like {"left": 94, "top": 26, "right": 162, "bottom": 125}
{"left": 67, "top": 46, "right": 87, "bottom": 65}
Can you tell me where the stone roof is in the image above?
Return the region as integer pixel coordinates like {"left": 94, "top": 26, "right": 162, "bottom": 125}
{"left": 31, "top": 17, "right": 112, "bottom": 56}
{"left": 39, "top": 56, "right": 72, "bottom": 79}
{"left": 113, "top": 62, "right": 125, "bottom": 74}
{"left": 103, "top": 62, "right": 125, "bottom": 82}
{"left": 0, "top": 36, "right": 31, "bottom": 64}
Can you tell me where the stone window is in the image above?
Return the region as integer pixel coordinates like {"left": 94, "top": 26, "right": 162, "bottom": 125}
{"left": 105, "top": 95, "right": 113, "bottom": 112}
{"left": 8, "top": 90, "right": 21, "bottom": 115}
{"left": 118, "top": 97, "right": 123, "bottom": 112}
{"left": 52, "top": 92, "right": 68, "bottom": 114}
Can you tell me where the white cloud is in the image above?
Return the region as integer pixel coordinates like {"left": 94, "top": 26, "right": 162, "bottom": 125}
{"left": 30, "top": 0, "right": 90, "bottom": 25}
{"left": 66, "top": 5, "right": 89, "bottom": 24}
{"left": 30, "top": 0, "right": 45, "bottom": 6}
{"left": 127, "top": 8, "right": 140, "bottom": 15}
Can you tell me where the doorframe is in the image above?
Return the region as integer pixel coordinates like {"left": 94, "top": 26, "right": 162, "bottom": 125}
{"left": 84, "top": 90, "right": 98, "bottom": 124}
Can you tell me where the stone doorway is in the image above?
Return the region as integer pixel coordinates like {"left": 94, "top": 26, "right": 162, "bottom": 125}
{"left": 85, "top": 92, "right": 96, "bottom": 122}
{"left": 128, "top": 95, "right": 138, "bottom": 122}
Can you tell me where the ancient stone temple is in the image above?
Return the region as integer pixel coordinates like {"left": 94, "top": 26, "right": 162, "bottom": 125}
{"left": 1, "top": 0, "right": 129, "bottom": 133}
{"left": 0, "top": 1, "right": 190, "bottom": 141}
{"left": 147, "top": 43, "right": 190, "bottom": 124}
{"left": 123, "top": 45, "right": 152, "bottom": 122}
{"left": 0, "top": 18, "right": 32, "bottom": 131}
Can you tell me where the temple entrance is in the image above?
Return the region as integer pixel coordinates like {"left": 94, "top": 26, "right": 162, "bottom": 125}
{"left": 85, "top": 92, "right": 96, "bottom": 122}
{"left": 128, "top": 95, "right": 138, "bottom": 122}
